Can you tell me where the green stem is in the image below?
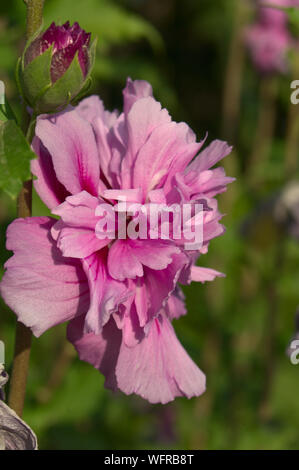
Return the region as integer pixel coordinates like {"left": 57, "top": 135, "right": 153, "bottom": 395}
{"left": 8, "top": 0, "right": 44, "bottom": 418}
{"left": 24, "top": 0, "right": 45, "bottom": 40}
{"left": 221, "top": 0, "right": 248, "bottom": 143}
{"left": 285, "top": 55, "right": 299, "bottom": 178}
{"left": 247, "top": 76, "right": 278, "bottom": 187}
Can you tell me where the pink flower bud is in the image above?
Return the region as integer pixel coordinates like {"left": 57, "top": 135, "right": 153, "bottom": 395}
{"left": 18, "top": 21, "right": 96, "bottom": 114}
{"left": 25, "top": 21, "right": 91, "bottom": 82}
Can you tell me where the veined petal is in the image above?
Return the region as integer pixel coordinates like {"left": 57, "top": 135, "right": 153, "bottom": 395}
{"left": 76, "top": 95, "right": 119, "bottom": 128}
{"left": 133, "top": 122, "right": 200, "bottom": 198}
{"left": 187, "top": 140, "right": 232, "bottom": 173}
{"left": 121, "top": 96, "right": 171, "bottom": 188}
{"left": 166, "top": 288, "right": 187, "bottom": 320}
{"left": 108, "top": 240, "right": 144, "bottom": 281}
{"left": 191, "top": 266, "right": 225, "bottom": 283}
{"left": 67, "top": 315, "right": 122, "bottom": 390}
{"left": 77, "top": 96, "right": 119, "bottom": 186}
{"left": 184, "top": 167, "right": 235, "bottom": 199}
{"left": 35, "top": 109, "right": 100, "bottom": 196}
{"left": 68, "top": 314, "right": 206, "bottom": 404}
{"left": 31, "top": 137, "right": 70, "bottom": 210}
{"left": 52, "top": 191, "right": 109, "bottom": 258}
{"left": 123, "top": 77, "right": 153, "bottom": 114}
{"left": 55, "top": 225, "right": 109, "bottom": 258}
{"left": 116, "top": 315, "right": 206, "bottom": 404}
{"left": 0, "top": 217, "right": 89, "bottom": 337}
{"left": 129, "top": 239, "right": 180, "bottom": 271}
{"left": 134, "top": 252, "right": 188, "bottom": 327}
{"left": 82, "top": 251, "right": 129, "bottom": 334}
{"left": 52, "top": 191, "right": 100, "bottom": 228}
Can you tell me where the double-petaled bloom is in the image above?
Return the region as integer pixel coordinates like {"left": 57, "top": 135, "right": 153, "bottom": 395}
{"left": 0, "top": 79, "right": 234, "bottom": 403}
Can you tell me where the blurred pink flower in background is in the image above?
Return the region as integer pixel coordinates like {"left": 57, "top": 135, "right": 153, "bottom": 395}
{"left": 245, "top": 0, "right": 298, "bottom": 74}
{"left": 0, "top": 79, "right": 234, "bottom": 404}
{"left": 260, "top": 0, "right": 292, "bottom": 27}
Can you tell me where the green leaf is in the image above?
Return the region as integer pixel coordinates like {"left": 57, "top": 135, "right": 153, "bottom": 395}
{"left": 0, "top": 97, "right": 17, "bottom": 123}
{"left": 0, "top": 120, "right": 36, "bottom": 199}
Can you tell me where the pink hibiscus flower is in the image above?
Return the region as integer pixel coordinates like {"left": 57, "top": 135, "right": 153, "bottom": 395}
{"left": 0, "top": 79, "right": 233, "bottom": 403}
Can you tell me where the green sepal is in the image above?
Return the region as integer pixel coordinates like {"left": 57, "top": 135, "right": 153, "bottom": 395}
{"left": 21, "top": 22, "right": 45, "bottom": 71}
{"left": 20, "top": 46, "right": 52, "bottom": 107}
{"left": 15, "top": 57, "right": 25, "bottom": 102}
{"left": 35, "top": 51, "right": 84, "bottom": 113}
{"left": 71, "top": 77, "right": 93, "bottom": 106}
{"left": 70, "top": 38, "right": 97, "bottom": 106}
{"left": 86, "top": 37, "right": 97, "bottom": 81}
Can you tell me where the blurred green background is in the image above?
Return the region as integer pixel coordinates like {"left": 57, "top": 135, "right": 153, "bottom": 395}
{"left": 1, "top": 0, "right": 299, "bottom": 450}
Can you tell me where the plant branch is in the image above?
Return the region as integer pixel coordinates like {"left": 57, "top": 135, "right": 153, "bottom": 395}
{"left": 247, "top": 76, "right": 278, "bottom": 187}
{"left": 24, "top": 0, "right": 45, "bottom": 40}
{"left": 285, "top": 55, "right": 299, "bottom": 178}
{"left": 8, "top": 0, "right": 44, "bottom": 418}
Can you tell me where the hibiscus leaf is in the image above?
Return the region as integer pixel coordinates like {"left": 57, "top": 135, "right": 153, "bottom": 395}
{"left": 0, "top": 97, "right": 17, "bottom": 123}
{"left": 0, "top": 119, "right": 36, "bottom": 199}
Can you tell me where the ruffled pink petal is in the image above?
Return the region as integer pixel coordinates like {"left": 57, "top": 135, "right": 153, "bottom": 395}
{"left": 121, "top": 96, "right": 171, "bottom": 188}
{"left": 166, "top": 288, "right": 187, "bottom": 320}
{"left": 82, "top": 251, "right": 130, "bottom": 334}
{"left": 187, "top": 140, "right": 232, "bottom": 173}
{"left": 68, "top": 313, "right": 205, "bottom": 404}
{"left": 67, "top": 315, "right": 122, "bottom": 390}
{"left": 134, "top": 252, "right": 188, "bottom": 326}
{"left": 133, "top": 122, "right": 201, "bottom": 198}
{"left": 199, "top": 200, "right": 225, "bottom": 246}
{"left": 107, "top": 240, "right": 144, "bottom": 281}
{"left": 103, "top": 188, "right": 142, "bottom": 204}
{"left": 31, "top": 137, "right": 70, "bottom": 210}
{"left": 0, "top": 217, "right": 90, "bottom": 337}
{"left": 115, "top": 315, "right": 206, "bottom": 404}
{"left": 76, "top": 95, "right": 119, "bottom": 128}
{"left": 148, "top": 189, "right": 167, "bottom": 204}
{"left": 108, "top": 239, "right": 181, "bottom": 281}
{"left": 55, "top": 225, "right": 109, "bottom": 258}
{"left": 121, "top": 303, "right": 143, "bottom": 347}
{"left": 184, "top": 167, "right": 235, "bottom": 199}
{"left": 76, "top": 96, "right": 119, "bottom": 186}
{"left": 191, "top": 266, "right": 225, "bottom": 283}
{"left": 52, "top": 191, "right": 100, "bottom": 228}
{"left": 123, "top": 77, "right": 153, "bottom": 114}
{"left": 52, "top": 191, "right": 109, "bottom": 258}
{"left": 107, "top": 114, "right": 127, "bottom": 188}
{"left": 35, "top": 109, "right": 100, "bottom": 196}
{"left": 129, "top": 239, "right": 180, "bottom": 271}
